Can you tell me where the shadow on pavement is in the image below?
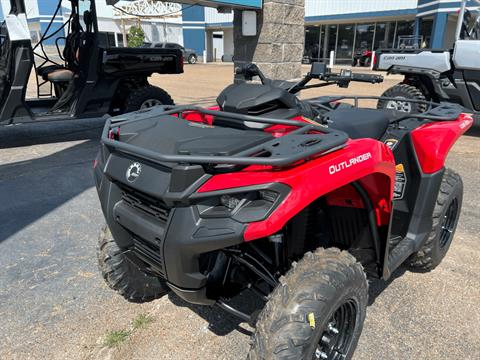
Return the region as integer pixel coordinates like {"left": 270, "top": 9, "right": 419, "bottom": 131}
{"left": 0, "top": 117, "right": 104, "bottom": 148}
{"left": 367, "top": 266, "right": 407, "bottom": 306}
{"left": 466, "top": 124, "right": 480, "bottom": 137}
{"left": 168, "top": 289, "right": 262, "bottom": 337}
{"left": 0, "top": 139, "right": 99, "bottom": 243}
{"left": 168, "top": 265, "right": 410, "bottom": 337}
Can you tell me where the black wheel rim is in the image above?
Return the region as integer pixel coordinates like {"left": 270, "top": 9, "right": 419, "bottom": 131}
{"left": 313, "top": 299, "right": 358, "bottom": 360}
{"left": 439, "top": 198, "right": 459, "bottom": 248}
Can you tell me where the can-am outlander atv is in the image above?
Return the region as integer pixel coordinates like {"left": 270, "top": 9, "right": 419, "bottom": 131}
{"left": 94, "top": 62, "right": 472, "bottom": 359}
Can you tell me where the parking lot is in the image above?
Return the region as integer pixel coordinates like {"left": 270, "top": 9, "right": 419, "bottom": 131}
{"left": 1, "top": 63, "right": 479, "bottom": 360}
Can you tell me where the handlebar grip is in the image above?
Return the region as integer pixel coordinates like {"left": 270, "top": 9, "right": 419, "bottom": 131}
{"left": 350, "top": 73, "right": 384, "bottom": 83}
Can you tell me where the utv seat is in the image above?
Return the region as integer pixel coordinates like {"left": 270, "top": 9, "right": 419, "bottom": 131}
{"left": 47, "top": 69, "right": 74, "bottom": 82}
{"left": 323, "top": 108, "right": 393, "bottom": 140}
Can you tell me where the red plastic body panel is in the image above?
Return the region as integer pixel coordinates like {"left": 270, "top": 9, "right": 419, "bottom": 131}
{"left": 411, "top": 113, "right": 473, "bottom": 174}
{"left": 197, "top": 138, "right": 396, "bottom": 241}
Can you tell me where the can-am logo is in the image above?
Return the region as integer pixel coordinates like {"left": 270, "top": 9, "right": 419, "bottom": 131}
{"left": 329, "top": 153, "right": 372, "bottom": 174}
{"left": 126, "top": 162, "right": 142, "bottom": 183}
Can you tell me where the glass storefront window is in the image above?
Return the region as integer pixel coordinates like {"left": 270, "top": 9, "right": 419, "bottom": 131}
{"left": 387, "top": 22, "right": 397, "bottom": 48}
{"left": 374, "top": 23, "right": 387, "bottom": 49}
{"left": 355, "top": 23, "right": 375, "bottom": 53}
{"left": 302, "top": 19, "right": 418, "bottom": 64}
{"left": 420, "top": 18, "right": 434, "bottom": 47}
{"left": 336, "top": 24, "right": 355, "bottom": 63}
{"left": 326, "top": 24, "right": 337, "bottom": 59}
{"left": 395, "top": 20, "right": 416, "bottom": 48}
{"left": 304, "top": 26, "right": 321, "bottom": 61}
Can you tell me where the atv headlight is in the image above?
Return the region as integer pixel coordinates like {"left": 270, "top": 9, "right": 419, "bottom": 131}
{"left": 197, "top": 184, "right": 290, "bottom": 223}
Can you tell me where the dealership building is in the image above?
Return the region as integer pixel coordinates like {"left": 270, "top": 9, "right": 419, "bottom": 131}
{"left": 187, "top": 0, "right": 479, "bottom": 63}
{"left": 0, "top": 0, "right": 478, "bottom": 64}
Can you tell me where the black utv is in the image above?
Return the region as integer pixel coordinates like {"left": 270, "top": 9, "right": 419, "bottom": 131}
{"left": 0, "top": 0, "right": 183, "bottom": 128}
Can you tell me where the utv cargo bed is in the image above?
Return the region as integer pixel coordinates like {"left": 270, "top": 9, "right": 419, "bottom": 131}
{"left": 102, "top": 47, "right": 183, "bottom": 77}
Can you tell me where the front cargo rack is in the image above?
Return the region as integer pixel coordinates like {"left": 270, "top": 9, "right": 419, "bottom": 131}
{"left": 102, "top": 105, "right": 349, "bottom": 167}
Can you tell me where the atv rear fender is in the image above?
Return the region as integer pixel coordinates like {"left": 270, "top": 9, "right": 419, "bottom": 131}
{"left": 197, "top": 138, "right": 396, "bottom": 242}
{"left": 411, "top": 113, "right": 473, "bottom": 174}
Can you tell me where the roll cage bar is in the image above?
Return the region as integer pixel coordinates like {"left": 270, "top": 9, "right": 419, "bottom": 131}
{"left": 7, "top": 0, "right": 99, "bottom": 98}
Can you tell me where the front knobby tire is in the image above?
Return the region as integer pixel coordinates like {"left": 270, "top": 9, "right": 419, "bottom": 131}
{"left": 249, "top": 248, "right": 368, "bottom": 360}
{"left": 409, "top": 169, "right": 463, "bottom": 271}
{"left": 97, "top": 225, "right": 169, "bottom": 303}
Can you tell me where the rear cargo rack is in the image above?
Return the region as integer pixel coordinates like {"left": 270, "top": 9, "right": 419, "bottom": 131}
{"left": 306, "top": 96, "right": 465, "bottom": 122}
{"left": 102, "top": 105, "right": 349, "bottom": 167}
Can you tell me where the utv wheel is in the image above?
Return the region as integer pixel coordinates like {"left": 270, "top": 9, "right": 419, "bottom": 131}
{"left": 97, "top": 225, "right": 169, "bottom": 303}
{"left": 124, "top": 85, "right": 174, "bottom": 113}
{"left": 377, "top": 83, "right": 427, "bottom": 113}
{"left": 188, "top": 54, "right": 197, "bottom": 64}
{"left": 409, "top": 169, "right": 463, "bottom": 271}
{"left": 249, "top": 248, "right": 368, "bottom": 360}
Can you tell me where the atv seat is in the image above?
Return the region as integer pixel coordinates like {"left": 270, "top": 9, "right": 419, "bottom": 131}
{"left": 323, "top": 108, "right": 392, "bottom": 140}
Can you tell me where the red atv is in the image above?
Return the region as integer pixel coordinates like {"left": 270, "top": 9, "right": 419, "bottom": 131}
{"left": 352, "top": 49, "right": 373, "bottom": 67}
{"left": 94, "top": 63, "right": 472, "bottom": 359}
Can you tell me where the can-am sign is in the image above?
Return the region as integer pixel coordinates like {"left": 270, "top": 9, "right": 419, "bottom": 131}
{"left": 107, "top": 0, "right": 262, "bottom": 10}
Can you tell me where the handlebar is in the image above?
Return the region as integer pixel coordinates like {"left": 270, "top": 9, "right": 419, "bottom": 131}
{"left": 234, "top": 62, "right": 383, "bottom": 93}
{"left": 350, "top": 72, "right": 384, "bottom": 84}
{"left": 320, "top": 69, "right": 383, "bottom": 84}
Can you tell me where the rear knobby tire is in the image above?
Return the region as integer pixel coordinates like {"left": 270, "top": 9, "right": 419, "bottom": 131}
{"left": 249, "top": 248, "right": 368, "bottom": 360}
{"left": 409, "top": 169, "right": 463, "bottom": 271}
{"left": 97, "top": 225, "right": 169, "bottom": 303}
{"left": 124, "top": 85, "right": 174, "bottom": 113}
{"left": 377, "top": 83, "right": 427, "bottom": 113}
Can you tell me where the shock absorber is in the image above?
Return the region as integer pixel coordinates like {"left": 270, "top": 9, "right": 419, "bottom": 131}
{"left": 269, "top": 233, "right": 284, "bottom": 271}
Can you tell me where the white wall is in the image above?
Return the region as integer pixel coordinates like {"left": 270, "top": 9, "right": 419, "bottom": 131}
{"left": 143, "top": 22, "right": 183, "bottom": 44}
{"left": 204, "top": 1, "right": 419, "bottom": 24}
{"left": 305, "top": 0, "right": 418, "bottom": 17}
{"left": 1, "top": 0, "right": 39, "bottom": 18}
{"left": 204, "top": 7, "right": 233, "bottom": 24}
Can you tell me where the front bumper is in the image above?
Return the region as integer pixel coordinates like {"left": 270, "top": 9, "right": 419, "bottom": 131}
{"left": 96, "top": 173, "right": 245, "bottom": 305}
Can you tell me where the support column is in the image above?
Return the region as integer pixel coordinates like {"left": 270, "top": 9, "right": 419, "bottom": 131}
{"left": 431, "top": 12, "right": 448, "bottom": 48}
{"left": 414, "top": 17, "right": 421, "bottom": 38}
{"left": 233, "top": 0, "right": 305, "bottom": 80}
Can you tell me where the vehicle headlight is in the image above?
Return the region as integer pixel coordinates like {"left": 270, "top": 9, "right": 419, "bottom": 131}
{"left": 196, "top": 184, "right": 290, "bottom": 223}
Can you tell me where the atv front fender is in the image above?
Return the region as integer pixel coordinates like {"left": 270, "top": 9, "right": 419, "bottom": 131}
{"left": 197, "top": 138, "right": 396, "bottom": 241}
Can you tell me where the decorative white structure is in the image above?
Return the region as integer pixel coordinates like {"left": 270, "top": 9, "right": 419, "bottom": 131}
{"left": 112, "top": 0, "right": 182, "bottom": 19}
